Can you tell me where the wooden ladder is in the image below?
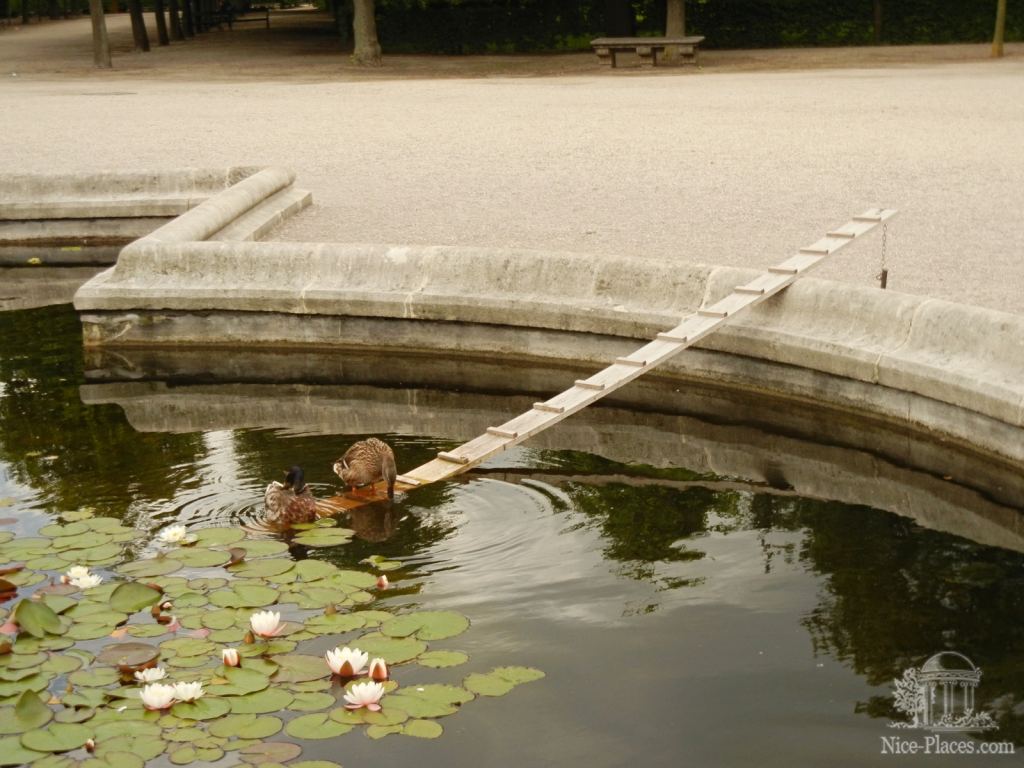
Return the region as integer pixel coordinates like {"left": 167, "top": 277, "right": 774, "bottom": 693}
{"left": 340, "top": 208, "right": 898, "bottom": 504}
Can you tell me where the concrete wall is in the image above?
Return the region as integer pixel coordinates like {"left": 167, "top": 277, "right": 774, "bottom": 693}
{"left": 74, "top": 241, "right": 1024, "bottom": 465}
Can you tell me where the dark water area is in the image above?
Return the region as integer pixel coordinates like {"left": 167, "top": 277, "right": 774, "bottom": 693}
{"left": 2, "top": 304, "right": 1024, "bottom": 767}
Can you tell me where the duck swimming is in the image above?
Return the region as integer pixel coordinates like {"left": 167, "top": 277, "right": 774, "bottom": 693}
{"left": 333, "top": 438, "right": 397, "bottom": 499}
{"left": 264, "top": 465, "right": 318, "bottom": 525}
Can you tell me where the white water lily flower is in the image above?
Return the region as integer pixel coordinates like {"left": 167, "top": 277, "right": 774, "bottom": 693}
{"left": 134, "top": 666, "right": 167, "bottom": 683}
{"left": 221, "top": 648, "right": 240, "bottom": 667}
{"left": 139, "top": 683, "right": 177, "bottom": 710}
{"left": 70, "top": 573, "right": 103, "bottom": 589}
{"left": 368, "top": 657, "right": 388, "bottom": 682}
{"left": 376, "top": 574, "right": 389, "bottom": 590}
{"left": 65, "top": 566, "right": 91, "bottom": 581}
{"left": 326, "top": 646, "right": 368, "bottom": 677}
{"left": 343, "top": 681, "right": 385, "bottom": 711}
{"left": 158, "top": 525, "right": 188, "bottom": 544}
{"left": 249, "top": 610, "right": 282, "bottom": 638}
{"left": 173, "top": 681, "right": 204, "bottom": 702}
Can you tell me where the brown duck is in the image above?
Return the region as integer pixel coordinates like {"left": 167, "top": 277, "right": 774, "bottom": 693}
{"left": 264, "top": 465, "right": 318, "bottom": 525}
{"left": 334, "top": 438, "right": 397, "bottom": 499}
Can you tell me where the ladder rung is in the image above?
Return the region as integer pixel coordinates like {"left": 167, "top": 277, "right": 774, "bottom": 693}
{"left": 395, "top": 474, "right": 423, "bottom": 486}
{"left": 533, "top": 402, "right": 564, "bottom": 414}
{"left": 656, "top": 332, "right": 689, "bottom": 343}
{"left": 575, "top": 379, "right": 605, "bottom": 391}
{"left": 698, "top": 308, "right": 728, "bottom": 318}
{"left": 437, "top": 451, "right": 470, "bottom": 464}
{"left": 769, "top": 266, "right": 799, "bottom": 275}
{"left": 486, "top": 427, "right": 518, "bottom": 439}
{"left": 853, "top": 214, "right": 883, "bottom": 222}
{"left": 826, "top": 231, "right": 856, "bottom": 239}
{"left": 735, "top": 286, "right": 765, "bottom": 295}
{"left": 799, "top": 246, "right": 829, "bottom": 255}
{"left": 614, "top": 357, "right": 646, "bottom": 367}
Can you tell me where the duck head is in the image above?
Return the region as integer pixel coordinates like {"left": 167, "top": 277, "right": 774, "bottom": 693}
{"left": 284, "top": 465, "right": 306, "bottom": 494}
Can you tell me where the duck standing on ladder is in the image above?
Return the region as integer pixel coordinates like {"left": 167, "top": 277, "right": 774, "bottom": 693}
{"left": 334, "top": 438, "right": 398, "bottom": 499}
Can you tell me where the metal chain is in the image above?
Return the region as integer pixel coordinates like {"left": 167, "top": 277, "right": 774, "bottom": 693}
{"left": 877, "top": 223, "right": 889, "bottom": 289}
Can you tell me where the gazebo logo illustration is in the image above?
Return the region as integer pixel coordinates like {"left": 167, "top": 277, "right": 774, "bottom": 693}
{"left": 890, "top": 652, "right": 998, "bottom": 731}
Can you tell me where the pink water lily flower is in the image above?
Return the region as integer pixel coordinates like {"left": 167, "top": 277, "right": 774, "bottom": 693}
{"left": 222, "top": 648, "right": 240, "bottom": 667}
{"left": 368, "top": 657, "right": 388, "bottom": 682}
{"left": 343, "top": 681, "right": 385, "bottom": 711}
{"left": 249, "top": 610, "right": 283, "bottom": 638}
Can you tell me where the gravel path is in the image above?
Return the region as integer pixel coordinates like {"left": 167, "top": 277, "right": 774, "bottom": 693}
{"left": 2, "top": 14, "right": 1022, "bottom": 314}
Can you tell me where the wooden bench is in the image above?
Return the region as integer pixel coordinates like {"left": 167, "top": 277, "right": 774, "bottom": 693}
{"left": 590, "top": 36, "right": 705, "bottom": 68}
{"left": 204, "top": 8, "right": 270, "bottom": 30}
{"left": 232, "top": 8, "right": 270, "bottom": 28}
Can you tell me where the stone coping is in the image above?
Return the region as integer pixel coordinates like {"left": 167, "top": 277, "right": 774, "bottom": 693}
{"left": 74, "top": 242, "right": 1024, "bottom": 442}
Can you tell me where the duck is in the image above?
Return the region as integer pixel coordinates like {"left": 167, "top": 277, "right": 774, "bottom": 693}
{"left": 333, "top": 438, "right": 397, "bottom": 499}
{"left": 264, "top": 465, "right": 318, "bottom": 525}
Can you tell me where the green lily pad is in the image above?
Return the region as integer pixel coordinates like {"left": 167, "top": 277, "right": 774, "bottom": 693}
{"left": 165, "top": 727, "right": 206, "bottom": 742}
{"left": 237, "top": 740, "right": 302, "bottom": 764}
{"left": 360, "top": 555, "right": 403, "bottom": 572}
{"left": 271, "top": 654, "right": 329, "bottom": 684}
{"left": 493, "top": 665, "right": 545, "bottom": 684}
{"left": 175, "top": 548, "right": 232, "bottom": 568}
{"left": 58, "top": 543, "right": 123, "bottom": 564}
{"left": 285, "top": 712, "right": 352, "bottom": 740}
{"left": 60, "top": 689, "right": 106, "bottom": 708}
{"left": 380, "top": 610, "right": 470, "bottom": 641}
{"left": 355, "top": 633, "right": 427, "bottom": 664}
{"left": 187, "top": 577, "right": 228, "bottom": 592}
{"left": 209, "top": 585, "right": 278, "bottom": 609}
{"left": 287, "top": 692, "right": 336, "bottom": 712}
{"left": 65, "top": 623, "right": 116, "bottom": 641}
{"left": 41, "top": 654, "right": 83, "bottom": 675}
{"left": 161, "top": 637, "right": 216, "bottom": 657}
{"left": 213, "top": 666, "right": 270, "bottom": 695}
{"left": 289, "top": 763, "right": 344, "bottom": 768}
{"left": 126, "top": 624, "right": 171, "bottom": 639}
{"left": 291, "top": 561, "right": 337, "bottom": 582}
{"left": 170, "top": 746, "right": 224, "bottom": 765}
{"left": 363, "top": 707, "right": 408, "bottom": 726}
{"left": 21, "top": 722, "right": 92, "bottom": 752}
{"left": 40, "top": 595, "right": 77, "bottom": 615}
{"left": 208, "top": 627, "right": 246, "bottom": 644}
{"left": 228, "top": 559, "right": 294, "bottom": 579}
{"left": 193, "top": 528, "right": 245, "bottom": 547}
{"left": 379, "top": 694, "right": 458, "bottom": 719}
{"left": 0, "top": 690, "right": 52, "bottom": 734}
{"left": 117, "top": 558, "right": 182, "bottom": 578}
{"left": 212, "top": 714, "right": 284, "bottom": 740}
{"left": 25, "top": 556, "right": 69, "bottom": 571}
{"left": 0, "top": 735, "right": 47, "bottom": 765}
{"left": 68, "top": 668, "right": 119, "bottom": 687}
{"left": 228, "top": 541, "right": 288, "bottom": 558}
{"left": 228, "top": 687, "right": 294, "bottom": 714}
{"left": 366, "top": 724, "right": 403, "bottom": 739}
{"left": 171, "top": 697, "right": 231, "bottom": 720}
{"left": 417, "top": 650, "right": 469, "bottom": 668}
{"left": 402, "top": 719, "right": 443, "bottom": 738}
{"left": 96, "top": 642, "right": 159, "bottom": 669}
{"left": 304, "top": 613, "right": 366, "bottom": 634}
{"left": 39, "top": 522, "right": 89, "bottom": 538}
{"left": 53, "top": 707, "right": 94, "bottom": 724}
{"left": 13, "top": 599, "right": 62, "bottom": 638}
{"left": 291, "top": 529, "right": 353, "bottom": 548}
{"left": 60, "top": 510, "right": 95, "bottom": 522}
{"left": 464, "top": 672, "right": 515, "bottom": 697}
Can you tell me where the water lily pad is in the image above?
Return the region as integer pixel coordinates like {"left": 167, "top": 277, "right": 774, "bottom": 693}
{"left": 40, "top": 595, "right": 77, "bottom": 615}
{"left": 291, "top": 529, "right": 353, "bottom": 548}
{"left": 42, "top": 654, "right": 83, "bottom": 675}
{"left": 355, "top": 633, "right": 427, "bottom": 664}
{"left": 60, "top": 510, "right": 95, "bottom": 522}
{"left": 197, "top": 608, "right": 238, "bottom": 631}
{"left": 287, "top": 692, "right": 335, "bottom": 712}
{"left": 289, "top": 763, "right": 344, "bottom": 768}
{"left": 291, "top": 561, "right": 337, "bottom": 582}
{"left": 193, "top": 528, "right": 245, "bottom": 547}
{"left": 208, "top": 627, "right": 246, "bottom": 644}
{"left": 363, "top": 707, "right": 408, "bottom": 726}
{"left": 96, "top": 642, "right": 159, "bottom": 670}
{"left": 238, "top": 740, "right": 302, "bottom": 764}
{"left": 304, "top": 614, "right": 366, "bottom": 634}
{"left": 109, "top": 582, "right": 163, "bottom": 615}
{"left": 170, "top": 746, "right": 224, "bottom": 765}
{"left": 60, "top": 688, "right": 106, "bottom": 708}
{"left": 21, "top": 722, "right": 92, "bottom": 752}
{"left": 165, "top": 727, "right": 206, "bottom": 742}
{"left": 25, "top": 556, "right": 69, "bottom": 571}
{"left": 402, "top": 719, "right": 443, "bottom": 738}
{"left": 0, "top": 690, "right": 52, "bottom": 734}
{"left": 417, "top": 650, "right": 469, "bottom": 668}
{"left": 54, "top": 707, "right": 94, "bottom": 724}
{"left": 285, "top": 712, "right": 352, "bottom": 740}
{"left": 187, "top": 577, "right": 228, "bottom": 592}
{"left": 14, "top": 599, "right": 61, "bottom": 638}
{"left": 360, "top": 555, "right": 403, "bottom": 572}
{"left": 0, "top": 735, "right": 47, "bottom": 765}
{"left": 39, "top": 522, "right": 89, "bottom": 538}
{"left": 175, "top": 548, "right": 232, "bottom": 568}
{"left": 127, "top": 624, "right": 171, "bottom": 639}
{"left": 493, "top": 665, "right": 545, "bottom": 684}
{"left": 379, "top": 694, "right": 458, "bottom": 719}
{"left": 366, "top": 724, "right": 403, "bottom": 739}
{"left": 380, "top": 611, "right": 469, "bottom": 641}
{"left": 228, "top": 687, "right": 294, "bottom": 714}
{"left": 464, "top": 672, "right": 515, "bottom": 697}
{"left": 68, "top": 667, "right": 119, "bottom": 687}
{"left": 58, "top": 543, "right": 123, "bottom": 564}
{"left": 292, "top": 587, "right": 349, "bottom": 611}
{"left": 161, "top": 637, "right": 216, "bottom": 657}
{"left": 4, "top": 652, "right": 47, "bottom": 669}
{"left": 214, "top": 666, "right": 270, "bottom": 695}
{"left": 271, "top": 654, "right": 329, "bottom": 684}
{"left": 172, "top": 697, "right": 231, "bottom": 720}
{"left": 117, "top": 558, "right": 182, "bottom": 578}
{"left": 95, "top": 752, "right": 144, "bottom": 768}
{"left": 209, "top": 585, "right": 278, "bottom": 609}
{"left": 229, "top": 541, "right": 288, "bottom": 558}
{"left": 66, "top": 623, "right": 116, "bottom": 641}
{"left": 228, "top": 559, "right": 294, "bottom": 579}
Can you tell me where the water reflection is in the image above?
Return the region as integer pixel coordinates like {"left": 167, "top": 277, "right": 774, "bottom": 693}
{"left": 2, "top": 304, "right": 1024, "bottom": 762}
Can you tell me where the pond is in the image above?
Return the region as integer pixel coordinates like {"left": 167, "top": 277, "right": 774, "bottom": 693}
{"left": 1, "top": 303, "right": 1023, "bottom": 767}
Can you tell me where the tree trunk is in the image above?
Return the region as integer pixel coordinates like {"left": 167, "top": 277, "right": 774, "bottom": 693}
{"left": 182, "top": 0, "right": 194, "bottom": 36}
{"left": 662, "top": 0, "right": 685, "bottom": 63}
{"left": 603, "top": 0, "right": 634, "bottom": 36}
{"left": 154, "top": 0, "right": 169, "bottom": 44}
{"left": 167, "top": 0, "right": 183, "bottom": 39}
{"left": 351, "top": 0, "right": 380, "bottom": 65}
{"left": 128, "top": 0, "right": 150, "bottom": 50}
{"left": 21, "top": 0, "right": 29, "bottom": 25}
{"left": 992, "top": 0, "right": 1006, "bottom": 57}
{"left": 46, "top": 0, "right": 58, "bottom": 19}
{"left": 88, "top": 0, "right": 112, "bottom": 67}
{"left": 872, "top": 0, "right": 882, "bottom": 44}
